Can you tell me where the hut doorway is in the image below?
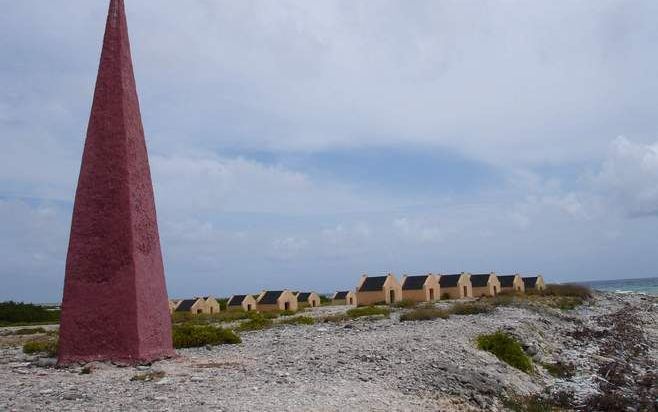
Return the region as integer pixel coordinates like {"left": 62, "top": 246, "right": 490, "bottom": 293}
{"left": 284, "top": 302, "right": 290, "bottom": 311}
{"left": 247, "top": 304, "right": 252, "bottom": 311}
{"left": 429, "top": 288, "right": 435, "bottom": 300}
{"left": 349, "top": 297, "right": 353, "bottom": 305}
{"left": 463, "top": 286, "right": 468, "bottom": 297}
{"left": 389, "top": 289, "right": 395, "bottom": 303}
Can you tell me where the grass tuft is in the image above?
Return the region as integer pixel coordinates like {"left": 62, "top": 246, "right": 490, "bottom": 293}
{"left": 451, "top": 302, "right": 493, "bottom": 315}
{"left": 172, "top": 324, "right": 241, "bottom": 348}
{"left": 279, "top": 316, "right": 316, "bottom": 326}
{"left": 400, "top": 307, "right": 450, "bottom": 322}
{"left": 393, "top": 299, "right": 416, "bottom": 309}
{"left": 541, "top": 361, "right": 575, "bottom": 378}
{"left": 346, "top": 306, "right": 391, "bottom": 319}
{"left": 236, "top": 314, "right": 274, "bottom": 332}
{"left": 12, "top": 327, "right": 47, "bottom": 336}
{"left": 23, "top": 337, "right": 59, "bottom": 357}
{"left": 476, "top": 331, "right": 532, "bottom": 373}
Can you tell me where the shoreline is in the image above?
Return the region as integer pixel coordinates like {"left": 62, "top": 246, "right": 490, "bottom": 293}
{"left": 1, "top": 291, "right": 656, "bottom": 411}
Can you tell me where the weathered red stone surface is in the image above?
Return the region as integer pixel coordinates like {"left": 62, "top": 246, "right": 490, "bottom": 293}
{"left": 58, "top": 0, "right": 174, "bottom": 365}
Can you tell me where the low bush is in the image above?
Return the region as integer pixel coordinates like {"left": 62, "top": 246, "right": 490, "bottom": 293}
{"left": 476, "top": 331, "right": 532, "bottom": 373}
{"left": 172, "top": 324, "right": 241, "bottom": 348}
{"left": 451, "top": 302, "right": 493, "bottom": 315}
{"left": 12, "top": 327, "right": 47, "bottom": 335}
{"left": 279, "top": 310, "right": 297, "bottom": 317}
{"left": 393, "top": 299, "right": 416, "bottom": 309}
{"left": 320, "top": 314, "right": 349, "bottom": 323}
{"left": 346, "top": 306, "right": 391, "bottom": 319}
{"left": 441, "top": 293, "right": 451, "bottom": 300}
{"left": 542, "top": 284, "right": 592, "bottom": 299}
{"left": 279, "top": 316, "right": 315, "bottom": 326}
{"left": 541, "top": 361, "right": 575, "bottom": 378}
{"left": 400, "top": 307, "right": 450, "bottom": 322}
{"left": 0, "top": 301, "right": 60, "bottom": 326}
{"left": 236, "top": 314, "right": 274, "bottom": 332}
{"left": 502, "top": 393, "right": 572, "bottom": 412}
{"left": 23, "top": 337, "right": 59, "bottom": 357}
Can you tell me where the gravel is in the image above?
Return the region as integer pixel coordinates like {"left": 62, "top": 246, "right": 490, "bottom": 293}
{"left": 0, "top": 292, "right": 655, "bottom": 411}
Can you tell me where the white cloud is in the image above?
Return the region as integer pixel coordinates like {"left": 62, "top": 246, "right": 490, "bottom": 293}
{"left": 592, "top": 137, "right": 658, "bottom": 217}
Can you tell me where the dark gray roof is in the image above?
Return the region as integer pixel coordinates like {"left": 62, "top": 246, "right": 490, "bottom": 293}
{"left": 175, "top": 299, "right": 198, "bottom": 312}
{"left": 439, "top": 274, "right": 462, "bottom": 288}
{"left": 498, "top": 275, "right": 517, "bottom": 287}
{"left": 296, "top": 292, "right": 312, "bottom": 302}
{"left": 470, "top": 274, "right": 492, "bottom": 287}
{"left": 259, "top": 291, "right": 284, "bottom": 304}
{"left": 228, "top": 295, "right": 248, "bottom": 306}
{"left": 334, "top": 291, "right": 349, "bottom": 299}
{"left": 402, "top": 275, "right": 429, "bottom": 290}
{"left": 523, "top": 277, "right": 538, "bottom": 288}
{"left": 359, "top": 276, "right": 388, "bottom": 292}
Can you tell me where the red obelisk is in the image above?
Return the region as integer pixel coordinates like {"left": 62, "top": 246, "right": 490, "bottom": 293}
{"left": 58, "top": 0, "right": 174, "bottom": 365}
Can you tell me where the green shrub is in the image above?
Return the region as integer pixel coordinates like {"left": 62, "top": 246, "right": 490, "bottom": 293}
{"left": 393, "top": 299, "right": 416, "bottom": 308}
{"left": 319, "top": 294, "right": 332, "bottom": 305}
{"left": 172, "top": 324, "right": 241, "bottom": 348}
{"left": 12, "top": 327, "right": 47, "bottom": 335}
{"left": 476, "top": 331, "right": 532, "bottom": 373}
{"left": 23, "top": 338, "right": 59, "bottom": 357}
{"left": 400, "top": 307, "right": 450, "bottom": 322}
{"left": 216, "top": 298, "right": 229, "bottom": 311}
{"left": 279, "top": 310, "right": 297, "bottom": 317}
{"left": 321, "top": 313, "right": 349, "bottom": 323}
{"left": 346, "top": 306, "right": 391, "bottom": 319}
{"left": 441, "top": 293, "right": 451, "bottom": 300}
{"left": 279, "top": 316, "right": 315, "bottom": 325}
{"left": 236, "top": 314, "right": 274, "bottom": 332}
{"left": 541, "top": 361, "right": 575, "bottom": 378}
{"left": 542, "top": 284, "right": 592, "bottom": 299}
{"left": 0, "top": 301, "right": 60, "bottom": 326}
{"left": 451, "top": 302, "right": 493, "bottom": 315}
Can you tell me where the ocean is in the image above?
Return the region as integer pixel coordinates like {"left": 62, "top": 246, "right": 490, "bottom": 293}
{"left": 580, "top": 277, "right": 658, "bottom": 296}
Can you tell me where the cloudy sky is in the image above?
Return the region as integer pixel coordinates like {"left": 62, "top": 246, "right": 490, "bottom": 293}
{"left": 1, "top": 0, "right": 658, "bottom": 302}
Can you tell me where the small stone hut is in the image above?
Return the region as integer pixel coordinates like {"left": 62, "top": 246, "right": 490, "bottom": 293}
{"left": 522, "top": 275, "right": 546, "bottom": 291}
{"left": 355, "top": 274, "right": 402, "bottom": 306}
{"left": 470, "top": 273, "right": 502, "bottom": 297}
{"left": 498, "top": 275, "right": 525, "bottom": 293}
{"left": 175, "top": 298, "right": 206, "bottom": 315}
{"left": 400, "top": 274, "right": 441, "bottom": 303}
{"left": 168, "top": 300, "right": 181, "bottom": 314}
{"left": 438, "top": 273, "right": 472, "bottom": 299}
{"left": 296, "top": 292, "right": 321, "bottom": 308}
{"left": 332, "top": 291, "right": 356, "bottom": 306}
{"left": 227, "top": 294, "right": 257, "bottom": 312}
{"left": 256, "top": 290, "right": 299, "bottom": 312}
{"left": 202, "top": 296, "right": 221, "bottom": 314}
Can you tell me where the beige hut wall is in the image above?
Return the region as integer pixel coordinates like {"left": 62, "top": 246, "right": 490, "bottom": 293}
{"left": 442, "top": 275, "right": 473, "bottom": 299}
{"left": 356, "top": 290, "right": 389, "bottom": 306}
{"left": 204, "top": 298, "right": 221, "bottom": 314}
{"left": 384, "top": 275, "right": 403, "bottom": 303}
{"left": 472, "top": 276, "right": 502, "bottom": 297}
{"left": 256, "top": 303, "right": 280, "bottom": 313}
{"left": 278, "top": 291, "right": 299, "bottom": 311}
{"left": 307, "top": 293, "right": 321, "bottom": 308}
{"left": 242, "top": 295, "right": 257, "bottom": 311}
{"left": 500, "top": 276, "right": 525, "bottom": 293}
{"left": 535, "top": 276, "right": 546, "bottom": 290}
{"left": 332, "top": 291, "right": 356, "bottom": 306}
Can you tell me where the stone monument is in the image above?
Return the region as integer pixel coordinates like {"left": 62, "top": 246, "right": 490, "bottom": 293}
{"left": 58, "top": 0, "right": 174, "bottom": 365}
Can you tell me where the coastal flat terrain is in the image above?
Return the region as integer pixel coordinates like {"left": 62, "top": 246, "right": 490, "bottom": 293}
{"left": 1, "top": 293, "right": 656, "bottom": 411}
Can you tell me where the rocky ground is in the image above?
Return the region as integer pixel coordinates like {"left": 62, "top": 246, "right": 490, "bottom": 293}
{"left": 0, "top": 292, "right": 656, "bottom": 411}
